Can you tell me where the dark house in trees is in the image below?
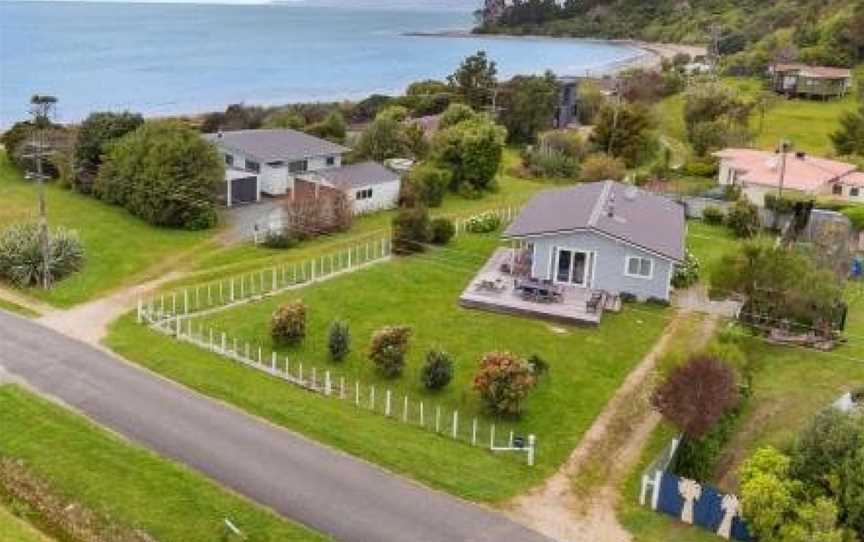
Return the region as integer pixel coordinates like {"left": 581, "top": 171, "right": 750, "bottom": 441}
{"left": 769, "top": 64, "right": 852, "bottom": 99}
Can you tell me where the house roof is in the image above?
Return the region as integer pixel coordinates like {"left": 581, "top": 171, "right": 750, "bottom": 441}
{"left": 310, "top": 161, "right": 400, "bottom": 189}
{"left": 773, "top": 63, "right": 852, "bottom": 79}
{"left": 504, "top": 181, "right": 685, "bottom": 262}
{"left": 203, "top": 129, "right": 350, "bottom": 163}
{"left": 713, "top": 148, "right": 858, "bottom": 192}
{"left": 841, "top": 172, "right": 864, "bottom": 187}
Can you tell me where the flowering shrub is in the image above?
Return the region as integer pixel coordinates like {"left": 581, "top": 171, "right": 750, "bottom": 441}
{"left": 472, "top": 352, "right": 536, "bottom": 416}
{"left": 369, "top": 325, "right": 412, "bottom": 377}
{"left": 464, "top": 212, "right": 501, "bottom": 233}
{"left": 270, "top": 301, "right": 307, "bottom": 346}
{"left": 672, "top": 249, "right": 700, "bottom": 289}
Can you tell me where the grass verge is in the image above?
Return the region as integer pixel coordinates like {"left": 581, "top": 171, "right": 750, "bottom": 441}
{"left": 0, "top": 504, "right": 51, "bottom": 542}
{"left": 0, "top": 385, "right": 324, "bottom": 541}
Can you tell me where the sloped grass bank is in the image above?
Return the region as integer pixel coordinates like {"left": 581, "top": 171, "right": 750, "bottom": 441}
{"left": 0, "top": 385, "right": 323, "bottom": 542}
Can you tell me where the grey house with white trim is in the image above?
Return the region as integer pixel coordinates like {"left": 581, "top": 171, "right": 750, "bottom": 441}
{"left": 503, "top": 181, "right": 685, "bottom": 301}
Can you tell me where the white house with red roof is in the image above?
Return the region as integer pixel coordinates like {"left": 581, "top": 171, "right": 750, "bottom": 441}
{"left": 713, "top": 148, "right": 864, "bottom": 206}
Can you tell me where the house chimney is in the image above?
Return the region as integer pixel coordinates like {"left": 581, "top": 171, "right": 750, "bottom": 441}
{"left": 606, "top": 192, "right": 616, "bottom": 218}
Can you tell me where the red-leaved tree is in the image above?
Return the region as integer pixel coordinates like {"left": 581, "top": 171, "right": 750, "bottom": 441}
{"left": 651, "top": 356, "right": 740, "bottom": 439}
{"left": 473, "top": 352, "right": 536, "bottom": 416}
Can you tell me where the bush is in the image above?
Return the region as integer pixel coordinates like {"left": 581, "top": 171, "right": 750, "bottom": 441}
{"left": 672, "top": 249, "right": 700, "bottom": 289}
{"left": 682, "top": 157, "right": 719, "bottom": 178}
{"left": 619, "top": 292, "right": 637, "bottom": 303}
{"left": 408, "top": 164, "right": 451, "bottom": 207}
{"left": 672, "top": 408, "right": 742, "bottom": 481}
{"left": 472, "top": 352, "right": 536, "bottom": 416}
{"left": 702, "top": 205, "right": 726, "bottom": 225}
{"left": 270, "top": 301, "right": 307, "bottom": 346}
{"left": 524, "top": 149, "right": 580, "bottom": 179}
{"left": 579, "top": 153, "right": 626, "bottom": 182}
{"left": 0, "top": 222, "right": 85, "bottom": 288}
{"left": 392, "top": 207, "right": 430, "bottom": 254}
{"left": 262, "top": 230, "right": 299, "bottom": 249}
{"left": 95, "top": 120, "right": 222, "bottom": 229}
{"left": 420, "top": 350, "right": 454, "bottom": 390}
{"left": 369, "top": 326, "right": 411, "bottom": 377}
{"left": 464, "top": 212, "right": 501, "bottom": 233}
{"left": 726, "top": 198, "right": 761, "bottom": 238}
{"left": 429, "top": 218, "right": 455, "bottom": 245}
{"left": 327, "top": 320, "right": 351, "bottom": 362}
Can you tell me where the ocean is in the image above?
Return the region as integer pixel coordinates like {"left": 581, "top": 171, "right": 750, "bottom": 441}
{"left": 0, "top": 1, "right": 645, "bottom": 126}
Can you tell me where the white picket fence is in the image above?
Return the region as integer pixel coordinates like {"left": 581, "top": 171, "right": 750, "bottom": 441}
{"left": 139, "top": 235, "right": 393, "bottom": 324}
{"left": 145, "top": 314, "right": 536, "bottom": 466}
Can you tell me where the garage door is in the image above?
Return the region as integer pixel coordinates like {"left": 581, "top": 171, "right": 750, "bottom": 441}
{"left": 229, "top": 176, "right": 258, "bottom": 206}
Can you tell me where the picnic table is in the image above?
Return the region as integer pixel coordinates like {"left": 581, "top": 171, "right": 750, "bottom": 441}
{"left": 515, "top": 278, "right": 563, "bottom": 303}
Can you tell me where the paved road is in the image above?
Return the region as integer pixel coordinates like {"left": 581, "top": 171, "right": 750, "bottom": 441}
{"left": 0, "top": 311, "right": 554, "bottom": 542}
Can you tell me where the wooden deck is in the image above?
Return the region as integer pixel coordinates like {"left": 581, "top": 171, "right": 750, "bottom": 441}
{"left": 459, "top": 249, "right": 603, "bottom": 326}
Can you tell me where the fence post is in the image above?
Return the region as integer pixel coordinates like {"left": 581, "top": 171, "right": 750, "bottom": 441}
{"left": 435, "top": 406, "right": 441, "bottom": 433}
{"left": 233, "top": 337, "right": 238, "bottom": 355}
{"left": 347, "top": 248, "right": 352, "bottom": 268}
{"left": 230, "top": 278, "right": 235, "bottom": 301}
{"left": 340, "top": 377, "right": 345, "bottom": 399}
{"left": 183, "top": 289, "right": 189, "bottom": 314}
{"left": 284, "top": 357, "right": 290, "bottom": 376}
{"left": 651, "top": 470, "right": 663, "bottom": 510}
{"left": 174, "top": 316, "right": 181, "bottom": 337}
{"left": 402, "top": 395, "right": 408, "bottom": 422}
{"left": 272, "top": 268, "right": 277, "bottom": 291}
{"left": 472, "top": 418, "right": 477, "bottom": 446}
{"left": 219, "top": 281, "right": 224, "bottom": 303}
{"left": 221, "top": 333, "right": 226, "bottom": 353}
{"left": 370, "top": 386, "right": 375, "bottom": 410}
{"left": 385, "top": 390, "right": 391, "bottom": 417}
{"left": 419, "top": 401, "right": 424, "bottom": 427}
{"left": 299, "top": 362, "right": 304, "bottom": 383}
{"left": 311, "top": 367, "right": 317, "bottom": 389}
{"left": 490, "top": 424, "right": 495, "bottom": 448}
{"left": 380, "top": 238, "right": 385, "bottom": 257}
{"left": 271, "top": 352, "right": 277, "bottom": 372}
{"left": 452, "top": 411, "right": 459, "bottom": 439}
{"left": 311, "top": 259, "right": 316, "bottom": 281}
{"left": 355, "top": 381, "right": 360, "bottom": 405}
{"left": 324, "top": 371, "right": 332, "bottom": 396}
{"left": 137, "top": 298, "right": 143, "bottom": 323}
{"left": 257, "top": 347, "right": 262, "bottom": 364}
{"left": 527, "top": 435, "right": 536, "bottom": 466}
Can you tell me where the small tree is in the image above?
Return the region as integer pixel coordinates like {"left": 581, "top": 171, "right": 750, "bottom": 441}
{"left": 271, "top": 301, "right": 307, "bottom": 346}
{"left": 392, "top": 206, "right": 430, "bottom": 254}
{"left": 429, "top": 218, "right": 455, "bottom": 245}
{"left": 651, "top": 355, "right": 740, "bottom": 439}
{"left": 447, "top": 51, "right": 497, "bottom": 110}
{"left": 74, "top": 111, "right": 144, "bottom": 193}
{"left": 369, "top": 326, "right": 412, "bottom": 377}
{"left": 407, "top": 164, "right": 451, "bottom": 207}
{"left": 472, "top": 352, "right": 536, "bottom": 416}
{"left": 590, "top": 102, "right": 657, "bottom": 167}
{"left": 496, "top": 72, "right": 558, "bottom": 143}
{"left": 354, "top": 117, "right": 406, "bottom": 162}
{"left": 421, "top": 350, "right": 454, "bottom": 390}
{"left": 328, "top": 320, "right": 351, "bottom": 362}
{"left": 725, "top": 198, "right": 760, "bottom": 238}
{"left": 431, "top": 116, "right": 506, "bottom": 194}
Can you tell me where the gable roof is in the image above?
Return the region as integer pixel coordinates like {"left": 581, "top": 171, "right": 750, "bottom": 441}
{"left": 203, "top": 129, "right": 350, "bottom": 163}
{"left": 504, "top": 181, "right": 685, "bottom": 262}
{"left": 312, "top": 161, "right": 400, "bottom": 189}
{"left": 713, "top": 148, "right": 858, "bottom": 192}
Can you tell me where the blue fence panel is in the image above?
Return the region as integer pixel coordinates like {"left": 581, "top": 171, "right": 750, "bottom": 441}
{"left": 653, "top": 471, "right": 751, "bottom": 541}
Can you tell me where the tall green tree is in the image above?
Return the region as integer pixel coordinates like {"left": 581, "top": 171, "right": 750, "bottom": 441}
{"left": 354, "top": 117, "right": 406, "bottom": 162}
{"left": 447, "top": 51, "right": 498, "bottom": 110}
{"left": 589, "top": 102, "right": 656, "bottom": 167}
{"left": 96, "top": 121, "right": 223, "bottom": 230}
{"left": 74, "top": 111, "right": 144, "bottom": 192}
{"left": 497, "top": 72, "right": 558, "bottom": 143}
{"left": 431, "top": 116, "right": 506, "bottom": 194}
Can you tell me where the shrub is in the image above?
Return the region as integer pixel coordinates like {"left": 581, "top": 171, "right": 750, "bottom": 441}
{"left": 682, "top": 157, "right": 719, "bottom": 178}
{"left": 429, "top": 218, "right": 455, "bottom": 245}
{"left": 472, "top": 352, "right": 536, "bottom": 416}
{"left": 619, "top": 292, "right": 637, "bottom": 303}
{"left": 672, "top": 408, "right": 742, "bottom": 481}
{"left": 672, "top": 249, "right": 700, "bottom": 289}
{"left": 408, "top": 164, "right": 451, "bottom": 207}
{"left": 702, "top": 205, "right": 726, "bottom": 225}
{"left": 646, "top": 296, "right": 671, "bottom": 307}
{"left": 420, "top": 350, "right": 454, "bottom": 390}
{"left": 369, "top": 326, "right": 411, "bottom": 377}
{"left": 95, "top": 120, "right": 222, "bottom": 229}
{"left": 524, "top": 149, "right": 579, "bottom": 179}
{"left": 726, "top": 198, "right": 760, "bottom": 238}
{"left": 270, "top": 301, "right": 307, "bottom": 346}
{"left": 579, "top": 153, "right": 626, "bottom": 182}
{"left": 0, "top": 223, "right": 85, "bottom": 288}
{"left": 327, "top": 320, "right": 351, "bottom": 362}
{"left": 262, "top": 230, "right": 299, "bottom": 249}
{"left": 651, "top": 355, "right": 740, "bottom": 439}
{"left": 392, "top": 207, "right": 430, "bottom": 254}
{"left": 464, "top": 212, "right": 501, "bottom": 233}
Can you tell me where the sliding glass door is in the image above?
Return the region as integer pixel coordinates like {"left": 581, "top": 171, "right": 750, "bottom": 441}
{"left": 554, "top": 248, "right": 589, "bottom": 286}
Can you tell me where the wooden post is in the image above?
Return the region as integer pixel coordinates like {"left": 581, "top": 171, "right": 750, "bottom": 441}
{"left": 284, "top": 357, "right": 290, "bottom": 376}
{"left": 324, "top": 371, "right": 331, "bottom": 396}
{"left": 370, "top": 385, "right": 375, "bottom": 410}
{"left": 271, "top": 352, "right": 277, "bottom": 372}
{"left": 527, "top": 435, "right": 536, "bottom": 467}
{"left": 299, "top": 362, "right": 304, "bottom": 383}
{"left": 340, "top": 377, "right": 345, "bottom": 399}
{"left": 435, "top": 406, "right": 441, "bottom": 433}
{"left": 452, "top": 411, "right": 458, "bottom": 439}
{"left": 381, "top": 237, "right": 386, "bottom": 258}
{"left": 209, "top": 328, "right": 214, "bottom": 350}
{"left": 230, "top": 278, "right": 235, "bottom": 301}
{"left": 136, "top": 298, "right": 143, "bottom": 323}
{"left": 311, "top": 367, "right": 317, "bottom": 389}
{"left": 221, "top": 333, "right": 226, "bottom": 353}
{"left": 402, "top": 395, "right": 408, "bottom": 422}
{"left": 355, "top": 381, "right": 360, "bottom": 405}
{"left": 419, "top": 401, "right": 424, "bottom": 426}
{"left": 311, "top": 259, "right": 316, "bottom": 280}
{"left": 385, "top": 390, "right": 391, "bottom": 417}
{"left": 245, "top": 342, "right": 250, "bottom": 360}
{"left": 219, "top": 281, "right": 224, "bottom": 303}
{"left": 172, "top": 293, "right": 177, "bottom": 315}
{"left": 347, "top": 248, "right": 352, "bottom": 268}
{"left": 472, "top": 418, "right": 477, "bottom": 446}
{"left": 490, "top": 424, "right": 495, "bottom": 448}
{"left": 272, "top": 268, "right": 277, "bottom": 291}
{"left": 257, "top": 347, "right": 262, "bottom": 364}
{"left": 233, "top": 337, "right": 238, "bottom": 355}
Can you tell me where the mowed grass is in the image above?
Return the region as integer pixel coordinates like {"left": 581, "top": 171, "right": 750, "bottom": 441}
{"left": 0, "top": 385, "right": 324, "bottom": 542}
{"left": 0, "top": 152, "right": 213, "bottom": 307}
{"left": 0, "top": 505, "right": 51, "bottom": 542}
{"left": 107, "top": 233, "right": 670, "bottom": 501}
{"left": 0, "top": 298, "right": 39, "bottom": 318}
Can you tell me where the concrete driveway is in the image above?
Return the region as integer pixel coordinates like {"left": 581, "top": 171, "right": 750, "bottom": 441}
{"left": 0, "top": 311, "right": 554, "bottom": 542}
{"left": 221, "top": 198, "right": 286, "bottom": 243}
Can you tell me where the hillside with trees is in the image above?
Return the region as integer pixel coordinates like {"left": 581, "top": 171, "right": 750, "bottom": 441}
{"left": 476, "top": 0, "right": 864, "bottom": 72}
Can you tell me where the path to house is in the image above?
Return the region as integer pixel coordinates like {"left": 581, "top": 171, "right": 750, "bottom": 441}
{"left": 0, "top": 310, "right": 554, "bottom": 542}
{"left": 505, "top": 311, "right": 719, "bottom": 542}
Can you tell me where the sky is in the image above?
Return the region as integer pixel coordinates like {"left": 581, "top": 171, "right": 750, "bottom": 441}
{"left": 12, "top": 0, "right": 477, "bottom": 5}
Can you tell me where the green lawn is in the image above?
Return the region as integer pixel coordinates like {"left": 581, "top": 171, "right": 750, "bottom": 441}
{"left": 0, "top": 505, "right": 51, "bottom": 542}
{"left": 106, "top": 233, "right": 670, "bottom": 502}
{"left": 0, "top": 153, "right": 214, "bottom": 308}
{"left": 0, "top": 298, "right": 39, "bottom": 318}
{"left": 684, "top": 221, "right": 740, "bottom": 286}
{"left": 655, "top": 77, "right": 858, "bottom": 158}
{"left": 0, "top": 385, "right": 323, "bottom": 542}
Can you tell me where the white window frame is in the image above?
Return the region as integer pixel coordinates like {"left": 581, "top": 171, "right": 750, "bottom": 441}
{"left": 624, "top": 255, "right": 654, "bottom": 280}
{"left": 552, "top": 247, "right": 590, "bottom": 287}
{"left": 355, "top": 188, "right": 373, "bottom": 200}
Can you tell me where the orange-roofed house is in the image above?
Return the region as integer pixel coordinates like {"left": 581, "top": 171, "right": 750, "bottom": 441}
{"left": 768, "top": 64, "right": 853, "bottom": 99}
{"left": 714, "top": 148, "right": 864, "bottom": 206}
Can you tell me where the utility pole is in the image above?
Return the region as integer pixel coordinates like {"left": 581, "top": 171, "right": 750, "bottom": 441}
{"left": 29, "top": 95, "right": 58, "bottom": 289}
{"left": 777, "top": 139, "right": 791, "bottom": 199}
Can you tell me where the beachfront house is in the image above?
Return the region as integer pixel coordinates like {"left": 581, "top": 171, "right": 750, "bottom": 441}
{"left": 714, "top": 148, "right": 864, "bottom": 206}
{"left": 460, "top": 181, "right": 685, "bottom": 325}
{"left": 768, "top": 64, "right": 852, "bottom": 99}
{"left": 205, "top": 129, "right": 401, "bottom": 213}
